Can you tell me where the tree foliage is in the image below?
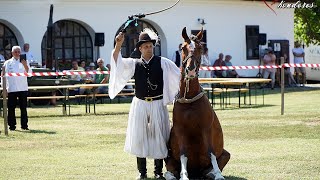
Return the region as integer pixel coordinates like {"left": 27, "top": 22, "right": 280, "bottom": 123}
{"left": 294, "top": 0, "right": 320, "bottom": 45}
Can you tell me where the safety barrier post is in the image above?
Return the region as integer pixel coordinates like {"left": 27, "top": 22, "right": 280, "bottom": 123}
{"left": 280, "top": 57, "right": 285, "bottom": 115}
{"left": 2, "top": 76, "right": 9, "bottom": 136}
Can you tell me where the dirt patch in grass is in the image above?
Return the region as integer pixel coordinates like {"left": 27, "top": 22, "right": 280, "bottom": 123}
{"left": 306, "top": 119, "right": 320, "bottom": 126}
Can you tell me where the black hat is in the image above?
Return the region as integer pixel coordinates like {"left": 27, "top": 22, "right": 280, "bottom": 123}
{"left": 136, "top": 32, "right": 156, "bottom": 48}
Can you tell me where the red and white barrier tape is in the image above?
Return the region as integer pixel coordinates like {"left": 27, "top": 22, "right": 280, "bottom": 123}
{"left": 3, "top": 63, "right": 320, "bottom": 77}
{"left": 4, "top": 71, "right": 110, "bottom": 77}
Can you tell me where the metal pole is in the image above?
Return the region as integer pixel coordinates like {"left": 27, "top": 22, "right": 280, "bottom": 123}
{"left": 2, "top": 77, "right": 8, "bottom": 136}
{"left": 280, "top": 57, "right": 285, "bottom": 115}
{"left": 46, "top": 4, "right": 54, "bottom": 70}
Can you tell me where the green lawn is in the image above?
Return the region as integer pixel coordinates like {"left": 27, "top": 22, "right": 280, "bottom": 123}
{"left": 1, "top": 87, "right": 320, "bottom": 180}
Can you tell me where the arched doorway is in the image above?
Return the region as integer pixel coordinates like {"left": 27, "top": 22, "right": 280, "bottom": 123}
{"left": 41, "top": 20, "right": 93, "bottom": 70}
{"left": 0, "top": 22, "right": 18, "bottom": 60}
{"left": 115, "top": 20, "right": 161, "bottom": 58}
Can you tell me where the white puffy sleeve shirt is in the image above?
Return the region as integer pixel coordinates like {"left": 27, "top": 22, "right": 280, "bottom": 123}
{"left": 109, "top": 50, "right": 181, "bottom": 105}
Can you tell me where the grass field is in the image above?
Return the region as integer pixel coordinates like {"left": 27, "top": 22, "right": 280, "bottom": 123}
{"left": 1, "top": 87, "right": 320, "bottom": 180}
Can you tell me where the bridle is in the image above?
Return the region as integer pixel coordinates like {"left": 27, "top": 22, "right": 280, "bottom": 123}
{"left": 177, "top": 38, "right": 204, "bottom": 103}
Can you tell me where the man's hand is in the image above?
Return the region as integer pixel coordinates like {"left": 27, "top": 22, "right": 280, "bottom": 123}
{"left": 21, "top": 59, "right": 29, "bottom": 72}
{"left": 113, "top": 32, "right": 125, "bottom": 62}
{"left": 115, "top": 32, "right": 125, "bottom": 46}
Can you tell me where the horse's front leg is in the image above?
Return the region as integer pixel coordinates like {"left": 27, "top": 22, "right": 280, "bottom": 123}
{"left": 207, "top": 153, "right": 224, "bottom": 180}
{"left": 179, "top": 154, "right": 189, "bottom": 180}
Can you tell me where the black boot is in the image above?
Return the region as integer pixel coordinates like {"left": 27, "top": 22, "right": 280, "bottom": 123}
{"left": 154, "top": 159, "right": 165, "bottom": 179}
{"left": 136, "top": 157, "right": 147, "bottom": 180}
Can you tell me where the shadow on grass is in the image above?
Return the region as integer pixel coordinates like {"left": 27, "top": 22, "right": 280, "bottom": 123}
{"left": 20, "top": 129, "right": 57, "bottom": 134}
{"left": 224, "top": 175, "right": 248, "bottom": 180}
{"left": 213, "top": 104, "right": 276, "bottom": 111}
{"left": 145, "top": 175, "right": 247, "bottom": 180}
{"left": 28, "top": 112, "right": 129, "bottom": 118}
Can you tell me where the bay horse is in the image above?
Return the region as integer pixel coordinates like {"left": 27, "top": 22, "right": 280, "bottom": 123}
{"left": 165, "top": 27, "right": 230, "bottom": 180}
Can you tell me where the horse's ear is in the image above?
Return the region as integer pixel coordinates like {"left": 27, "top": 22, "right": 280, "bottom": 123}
{"left": 196, "top": 27, "right": 203, "bottom": 41}
{"left": 182, "top": 27, "right": 191, "bottom": 44}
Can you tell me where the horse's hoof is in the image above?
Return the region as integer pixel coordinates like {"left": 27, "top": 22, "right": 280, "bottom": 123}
{"left": 164, "top": 171, "right": 177, "bottom": 180}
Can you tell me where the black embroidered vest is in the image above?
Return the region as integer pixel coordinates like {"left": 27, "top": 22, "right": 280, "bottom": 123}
{"left": 134, "top": 56, "right": 163, "bottom": 98}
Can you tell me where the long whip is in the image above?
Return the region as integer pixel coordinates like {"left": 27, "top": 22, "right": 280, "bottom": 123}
{"left": 121, "top": 0, "right": 181, "bottom": 32}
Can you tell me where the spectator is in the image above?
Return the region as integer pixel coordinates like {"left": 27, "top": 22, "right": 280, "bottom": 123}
{"left": 199, "top": 47, "right": 211, "bottom": 78}
{"left": 94, "top": 58, "right": 109, "bottom": 94}
{"left": 263, "top": 47, "right": 276, "bottom": 90}
{"left": 84, "top": 62, "right": 96, "bottom": 83}
{"left": 0, "top": 48, "right": 5, "bottom": 61}
{"left": 110, "top": 28, "right": 180, "bottom": 179}
{"left": 283, "top": 54, "right": 297, "bottom": 87}
{"left": 1, "top": 46, "right": 31, "bottom": 131}
{"left": 21, "top": 43, "right": 34, "bottom": 63}
{"left": 80, "top": 60, "right": 86, "bottom": 69}
{"left": 70, "top": 60, "right": 85, "bottom": 81}
{"left": 213, "top": 53, "right": 226, "bottom": 78}
{"left": 171, "top": 43, "right": 182, "bottom": 68}
{"left": 292, "top": 41, "right": 306, "bottom": 87}
{"left": 224, "top": 55, "right": 239, "bottom": 78}
{"left": 69, "top": 60, "right": 85, "bottom": 94}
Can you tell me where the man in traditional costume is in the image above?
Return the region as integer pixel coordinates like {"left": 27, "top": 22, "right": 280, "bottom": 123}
{"left": 109, "top": 28, "right": 180, "bottom": 179}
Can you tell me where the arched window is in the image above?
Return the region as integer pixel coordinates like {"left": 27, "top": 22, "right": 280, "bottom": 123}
{"left": 115, "top": 20, "right": 161, "bottom": 58}
{"left": 41, "top": 20, "right": 93, "bottom": 70}
{"left": 0, "top": 22, "right": 18, "bottom": 60}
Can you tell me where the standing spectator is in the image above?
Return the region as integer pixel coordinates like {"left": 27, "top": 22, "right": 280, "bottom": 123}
{"left": 199, "top": 47, "right": 211, "bottom": 78}
{"left": 213, "top": 53, "right": 226, "bottom": 78}
{"left": 94, "top": 58, "right": 109, "bottom": 94}
{"left": 171, "top": 43, "right": 182, "bottom": 68}
{"left": 292, "top": 41, "right": 306, "bottom": 87}
{"left": 224, "top": 55, "right": 239, "bottom": 78}
{"left": 110, "top": 28, "right": 180, "bottom": 179}
{"left": 21, "top": 43, "right": 34, "bottom": 63}
{"left": 263, "top": 47, "right": 276, "bottom": 90}
{"left": 1, "top": 46, "right": 31, "bottom": 131}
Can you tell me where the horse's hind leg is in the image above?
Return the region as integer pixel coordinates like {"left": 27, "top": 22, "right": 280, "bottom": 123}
{"left": 217, "top": 149, "right": 230, "bottom": 171}
{"left": 206, "top": 153, "right": 224, "bottom": 180}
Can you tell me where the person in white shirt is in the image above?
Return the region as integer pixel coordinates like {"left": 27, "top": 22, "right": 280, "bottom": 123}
{"left": 292, "top": 42, "right": 306, "bottom": 86}
{"left": 199, "top": 47, "right": 211, "bottom": 78}
{"left": 2, "top": 46, "right": 31, "bottom": 131}
{"left": 21, "top": 43, "right": 34, "bottom": 63}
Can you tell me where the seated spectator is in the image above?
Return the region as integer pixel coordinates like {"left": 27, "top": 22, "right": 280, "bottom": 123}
{"left": 283, "top": 54, "right": 297, "bottom": 87}
{"left": 84, "top": 62, "right": 96, "bottom": 83}
{"left": 69, "top": 60, "right": 86, "bottom": 94}
{"left": 224, "top": 55, "right": 239, "bottom": 78}
{"left": 213, "top": 53, "right": 226, "bottom": 78}
{"left": 94, "top": 58, "right": 109, "bottom": 94}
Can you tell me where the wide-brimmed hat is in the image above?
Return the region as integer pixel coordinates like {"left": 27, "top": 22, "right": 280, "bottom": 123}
{"left": 136, "top": 32, "right": 157, "bottom": 48}
{"left": 89, "top": 62, "right": 95, "bottom": 67}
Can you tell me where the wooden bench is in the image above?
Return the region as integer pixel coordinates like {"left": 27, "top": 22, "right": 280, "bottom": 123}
{"left": 75, "top": 92, "right": 135, "bottom": 114}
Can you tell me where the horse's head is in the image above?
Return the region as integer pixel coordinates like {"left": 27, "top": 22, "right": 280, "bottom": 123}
{"left": 181, "top": 27, "right": 203, "bottom": 80}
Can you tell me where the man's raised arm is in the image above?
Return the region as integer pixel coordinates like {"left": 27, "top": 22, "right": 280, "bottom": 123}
{"left": 113, "top": 32, "right": 125, "bottom": 63}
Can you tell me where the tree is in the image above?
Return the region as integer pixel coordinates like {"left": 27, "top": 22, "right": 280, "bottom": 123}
{"left": 294, "top": 0, "right": 320, "bottom": 45}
